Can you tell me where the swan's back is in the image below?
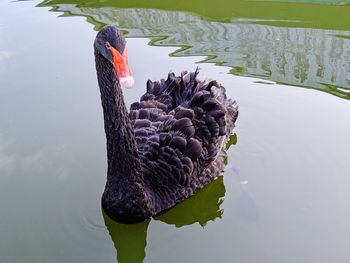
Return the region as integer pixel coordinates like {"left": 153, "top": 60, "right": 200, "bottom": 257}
{"left": 129, "top": 70, "right": 238, "bottom": 214}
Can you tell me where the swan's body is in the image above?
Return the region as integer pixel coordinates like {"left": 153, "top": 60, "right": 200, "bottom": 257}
{"left": 95, "top": 26, "right": 238, "bottom": 223}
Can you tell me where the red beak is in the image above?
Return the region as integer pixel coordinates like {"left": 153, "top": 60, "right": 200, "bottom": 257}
{"left": 106, "top": 42, "right": 134, "bottom": 88}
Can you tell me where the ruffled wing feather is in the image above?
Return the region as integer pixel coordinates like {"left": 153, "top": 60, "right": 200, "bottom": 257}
{"left": 129, "top": 69, "right": 238, "bottom": 212}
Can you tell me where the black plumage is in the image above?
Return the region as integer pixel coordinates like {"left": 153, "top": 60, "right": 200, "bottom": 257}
{"left": 95, "top": 26, "right": 238, "bottom": 223}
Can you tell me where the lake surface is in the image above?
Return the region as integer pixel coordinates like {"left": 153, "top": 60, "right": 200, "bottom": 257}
{"left": 1, "top": 0, "right": 350, "bottom": 262}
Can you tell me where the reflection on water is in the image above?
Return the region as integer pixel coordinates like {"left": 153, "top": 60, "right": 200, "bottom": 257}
{"left": 102, "top": 133, "right": 236, "bottom": 262}
{"left": 103, "top": 214, "right": 149, "bottom": 263}
{"left": 2, "top": 1, "right": 350, "bottom": 262}
{"left": 104, "top": 175, "right": 226, "bottom": 263}
{"left": 156, "top": 175, "right": 226, "bottom": 227}
{"left": 39, "top": 0, "right": 350, "bottom": 99}
{"left": 102, "top": 132, "right": 236, "bottom": 262}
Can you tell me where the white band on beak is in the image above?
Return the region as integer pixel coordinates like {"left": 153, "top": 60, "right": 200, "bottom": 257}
{"left": 120, "top": 76, "right": 134, "bottom": 89}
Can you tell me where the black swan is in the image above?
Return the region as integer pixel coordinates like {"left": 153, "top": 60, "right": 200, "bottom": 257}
{"left": 103, "top": 176, "right": 227, "bottom": 263}
{"left": 94, "top": 26, "right": 238, "bottom": 223}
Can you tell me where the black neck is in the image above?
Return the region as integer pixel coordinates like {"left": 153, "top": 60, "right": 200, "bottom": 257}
{"left": 94, "top": 34, "right": 154, "bottom": 223}
{"left": 94, "top": 50, "right": 142, "bottom": 183}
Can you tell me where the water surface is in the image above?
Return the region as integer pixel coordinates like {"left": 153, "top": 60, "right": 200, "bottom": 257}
{"left": 1, "top": 1, "right": 350, "bottom": 263}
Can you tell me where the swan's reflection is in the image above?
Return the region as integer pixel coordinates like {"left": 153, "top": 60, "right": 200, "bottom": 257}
{"left": 103, "top": 175, "right": 226, "bottom": 263}
{"left": 103, "top": 134, "right": 237, "bottom": 263}
{"left": 103, "top": 213, "right": 150, "bottom": 263}
{"left": 155, "top": 175, "right": 226, "bottom": 227}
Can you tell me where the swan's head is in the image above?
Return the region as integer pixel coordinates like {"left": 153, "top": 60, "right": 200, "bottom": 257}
{"left": 94, "top": 26, "right": 134, "bottom": 89}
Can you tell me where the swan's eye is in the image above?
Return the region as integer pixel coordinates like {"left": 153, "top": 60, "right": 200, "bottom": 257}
{"left": 106, "top": 42, "right": 134, "bottom": 89}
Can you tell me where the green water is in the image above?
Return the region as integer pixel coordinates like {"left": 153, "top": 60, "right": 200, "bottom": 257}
{"left": 1, "top": 0, "right": 350, "bottom": 262}
{"left": 40, "top": 0, "right": 350, "bottom": 99}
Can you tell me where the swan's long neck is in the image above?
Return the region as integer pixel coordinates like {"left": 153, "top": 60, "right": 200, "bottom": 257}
{"left": 95, "top": 51, "right": 141, "bottom": 180}
{"left": 95, "top": 50, "right": 152, "bottom": 222}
